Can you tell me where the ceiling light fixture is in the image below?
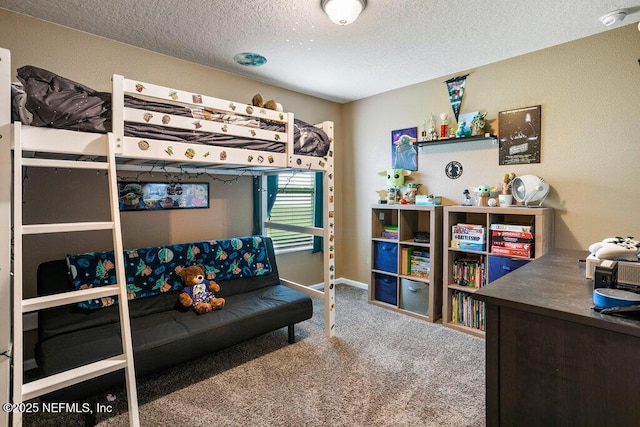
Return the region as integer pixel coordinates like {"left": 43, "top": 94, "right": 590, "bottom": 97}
{"left": 599, "top": 9, "right": 627, "bottom": 27}
{"left": 321, "top": 0, "right": 366, "bottom": 26}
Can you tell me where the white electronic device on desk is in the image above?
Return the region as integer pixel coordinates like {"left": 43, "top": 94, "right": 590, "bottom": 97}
{"left": 586, "top": 236, "right": 640, "bottom": 286}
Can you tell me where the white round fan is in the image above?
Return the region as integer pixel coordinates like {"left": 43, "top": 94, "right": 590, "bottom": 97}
{"left": 511, "top": 175, "right": 549, "bottom": 207}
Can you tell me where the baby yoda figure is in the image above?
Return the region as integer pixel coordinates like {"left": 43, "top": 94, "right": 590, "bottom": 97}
{"left": 378, "top": 169, "right": 412, "bottom": 205}
{"left": 473, "top": 184, "right": 496, "bottom": 207}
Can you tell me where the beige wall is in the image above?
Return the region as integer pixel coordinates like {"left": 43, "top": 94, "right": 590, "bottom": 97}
{"left": 0, "top": 9, "right": 343, "bottom": 295}
{"left": 2, "top": 9, "right": 640, "bottom": 293}
{"left": 343, "top": 24, "right": 640, "bottom": 284}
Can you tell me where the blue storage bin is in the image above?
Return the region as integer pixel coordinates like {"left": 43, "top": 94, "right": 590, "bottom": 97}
{"left": 374, "top": 242, "right": 398, "bottom": 273}
{"left": 374, "top": 274, "right": 397, "bottom": 305}
{"left": 488, "top": 256, "right": 529, "bottom": 283}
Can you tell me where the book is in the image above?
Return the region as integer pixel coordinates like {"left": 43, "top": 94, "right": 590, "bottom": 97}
{"left": 491, "top": 241, "right": 533, "bottom": 250}
{"left": 491, "top": 230, "right": 534, "bottom": 239}
{"left": 400, "top": 247, "right": 414, "bottom": 274}
{"left": 452, "top": 224, "right": 485, "bottom": 234}
{"left": 409, "top": 250, "right": 430, "bottom": 277}
{"left": 458, "top": 241, "right": 486, "bottom": 251}
{"left": 452, "top": 232, "right": 485, "bottom": 243}
{"left": 491, "top": 246, "right": 532, "bottom": 258}
{"left": 453, "top": 257, "right": 485, "bottom": 288}
{"left": 490, "top": 223, "right": 533, "bottom": 232}
{"left": 381, "top": 231, "right": 398, "bottom": 239}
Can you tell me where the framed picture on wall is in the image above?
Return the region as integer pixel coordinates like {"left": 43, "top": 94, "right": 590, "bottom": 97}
{"left": 498, "top": 105, "right": 541, "bottom": 165}
{"left": 118, "top": 181, "right": 209, "bottom": 211}
{"left": 391, "top": 127, "right": 418, "bottom": 171}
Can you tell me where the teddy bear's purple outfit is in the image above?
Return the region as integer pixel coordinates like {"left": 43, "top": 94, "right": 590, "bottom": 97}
{"left": 182, "top": 280, "right": 215, "bottom": 306}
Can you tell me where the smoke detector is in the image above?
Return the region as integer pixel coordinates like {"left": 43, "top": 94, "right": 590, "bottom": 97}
{"left": 600, "top": 9, "right": 627, "bottom": 27}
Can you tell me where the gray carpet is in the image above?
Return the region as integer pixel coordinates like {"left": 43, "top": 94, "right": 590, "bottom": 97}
{"left": 24, "top": 284, "right": 486, "bottom": 426}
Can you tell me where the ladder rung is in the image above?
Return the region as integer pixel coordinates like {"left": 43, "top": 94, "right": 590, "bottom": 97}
{"left": 21, "top": 157, "right": 109, "bottom": 170}
{"left": 22, "top": 355, "right": 129, "bottom": 401}
{"left": 22, "top": 285, "right": 121, "bottom": 313}
{"left": 22, "top": 221, "right": 115, "bottom": 234}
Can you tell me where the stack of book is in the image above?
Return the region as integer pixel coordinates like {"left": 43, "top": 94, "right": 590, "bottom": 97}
{"left": 381, "top": 225, "right": 398, "bottom": 240}
{"left": 451, "top": 291, "right": 486, "bottom": 331}
{"left": 452, "top": 257, "right": 485, "bottom": 288}
{"left": 490, "top": 224, "right": 534, "bottom": 258}
{"left": 400, "top": 248, "right": 430, "bottom": 278}
{"left": 450, "top": 223, "right": 486, "bottom": 252}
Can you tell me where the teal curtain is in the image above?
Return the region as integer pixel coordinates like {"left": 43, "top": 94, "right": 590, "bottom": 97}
{"left": 252, "top": 175, "right": 279, "bottom": 235}
{"left": 312, "top": 172, "right": 324, "bottom": 253}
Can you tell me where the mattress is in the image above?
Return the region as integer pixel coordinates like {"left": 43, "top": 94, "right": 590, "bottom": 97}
{"left": 14, "top": 65, "right": 330, "bottom": 157}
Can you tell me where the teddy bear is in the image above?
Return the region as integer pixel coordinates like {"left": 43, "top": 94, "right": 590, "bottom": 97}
{"left": 178, "top": 264, "right": 225, "bottom": 314}
{"left": 252, "top": 93, "right": 283, "bottom": 112}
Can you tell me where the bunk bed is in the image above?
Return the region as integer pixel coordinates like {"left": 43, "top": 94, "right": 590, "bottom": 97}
{"left": 0, "top": 47, "right": 336, "bottom": 426}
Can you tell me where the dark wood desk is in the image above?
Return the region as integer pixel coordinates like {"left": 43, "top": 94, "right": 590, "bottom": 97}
{"left": 475, "top": 249, "right": 640, "bottom": 426}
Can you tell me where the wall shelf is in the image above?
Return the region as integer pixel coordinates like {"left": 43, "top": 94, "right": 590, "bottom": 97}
{"left": 416, "top": 134, "right": 497, "bottom": 147}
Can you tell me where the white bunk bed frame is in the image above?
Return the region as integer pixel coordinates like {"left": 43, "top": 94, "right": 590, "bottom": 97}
{"left": 0, "top": 47, "right": 335, "bottom": 425}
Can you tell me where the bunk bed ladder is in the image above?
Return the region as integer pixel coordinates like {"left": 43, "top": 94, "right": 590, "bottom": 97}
{"left": 11, "top": 127, "right": 139, "bottom": 426}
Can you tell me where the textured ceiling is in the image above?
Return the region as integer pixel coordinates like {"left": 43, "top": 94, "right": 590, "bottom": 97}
{"left": 1, "top": 0, "right": 639, "bottom": 103}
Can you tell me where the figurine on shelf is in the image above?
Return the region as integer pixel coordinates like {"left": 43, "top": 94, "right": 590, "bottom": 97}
{"left": 401, "top": 183, "right": 422, "bottom": 204}
{"left": 471, "top": 111, "right": 487, "bottom": 136}
{"left": 455, "top": 121, "right": 466, "bottom": 138}
{"left": 462, "top": 189, "right": 473, "bottom": 206}
{"left": 439, "top": 113, "right": 449, "bottom": 138}
{"left": 501, "top": 172, "right": 515, "bottom": 195}
{"left": 499, "top": 172, "right": 515, "bottom": 206}
{"left": 473, "top": 184, "right": 496, "bottom": 207}
{"left": 378, "top": 168, "right": 412, "bottom": 205}
{"left": 428, "top": 113, "right": 438, "bottom": 141}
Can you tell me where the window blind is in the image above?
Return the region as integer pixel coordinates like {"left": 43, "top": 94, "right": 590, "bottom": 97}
{"left": 267, "top": 172, "right": 315, "bottom": 251}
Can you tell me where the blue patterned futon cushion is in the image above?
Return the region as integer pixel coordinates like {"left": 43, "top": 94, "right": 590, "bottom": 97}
{"left": 67, "top": 235, "right": 272, "bottom": 310}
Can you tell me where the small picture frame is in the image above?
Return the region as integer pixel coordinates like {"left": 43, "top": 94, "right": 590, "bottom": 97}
{"left": 498, "top": 105, "right": 541, "bottom": 165}
{"left": 391, "top": 127, "right": 418, "bottom": 171}
{"left": 118, "top": 181, "right": 209, "bottom": 211}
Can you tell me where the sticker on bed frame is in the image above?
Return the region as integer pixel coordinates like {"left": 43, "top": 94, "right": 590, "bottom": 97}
{"left": 274, "top": 134, "right": 280, "bottom": 141}
{"left": 204, "top": 151, "right": 210, "bottom": 158}
{"left": 248, "top": 155, "right": 253, "bottom": 162}
{"left": 246, "top": 106, "right": 253, "bottom": 114}
{"left": 193, "top": 120, "right": 202, "bottom": 129}
{"left": 268, "top": 155, "right": 274, "bottom": 163}
{"left": 221, "top": 125, "right": 228, "bottom": 132}
{"left": 138, "top": 140, "right": 150, "bottom": 151}
{"left": 185, "top": 148, "right": 195, "bottom": 159}
{"left": 193, "top": 94, "right": 202, "bottom": 104}
{"left": 318, "top": 160, "right": 325, "bottom": 167}
{"left": 135, "top": 83, "right": 145, "bottom": 92}
{"left": 162, "top": 115, "right": 170, "bottom": 124}
{"left": 143, "top": 112, "right": 153, "bottom": 122}
{"left": 228, "top": 102, "right": 236, "bottom": 111}
{"left": 169, "top": 90, "right": 178, "bottom": 100}
{"left": 257, "top": 155, "right": 264, "bottom": 163}
{"left": 220, "top": 151, "right": 227, "bottom": 160}
{"left": 165, "top": 146, "right": 174, "bottom": 156}
{"left": 250, "top": 130, "right": 256, "bottom": 137}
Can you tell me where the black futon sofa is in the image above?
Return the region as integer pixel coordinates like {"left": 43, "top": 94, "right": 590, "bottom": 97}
{"left": 34, "top": 236, "right": 313, "bottom": 400}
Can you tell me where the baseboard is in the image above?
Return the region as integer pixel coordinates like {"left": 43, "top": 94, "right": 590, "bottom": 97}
{"left": 336, "top": 277, "right": 368, "bottom": 290}
{"left": 310, "top": 277, "right": 368, "bottom": 291}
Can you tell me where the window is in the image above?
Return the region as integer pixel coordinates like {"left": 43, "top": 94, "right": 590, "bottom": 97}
{"left": 267, "top": 172, "right": 315, "bottom": 252}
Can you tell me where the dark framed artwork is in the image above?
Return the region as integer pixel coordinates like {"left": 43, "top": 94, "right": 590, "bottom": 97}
{"left": 498, "top": 105, "right": 541, "bottom": 165}
{"left": 391, "top": 127, "right": 418, "bottom": 171}
{"left": 118, "top": 182, "right": 209, "bottom": 211}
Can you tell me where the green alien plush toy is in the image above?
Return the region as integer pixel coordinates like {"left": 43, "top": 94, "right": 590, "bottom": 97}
{"left": 378, "top": 169, "right": 412, "bottom": 205}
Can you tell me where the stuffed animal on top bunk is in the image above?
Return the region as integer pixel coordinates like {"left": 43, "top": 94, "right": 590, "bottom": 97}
{"left": 252, "top": 94, "right": 283, "bottom": 112}
{"left": 178, "top": 264, "right": 225, "bottom": 314}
